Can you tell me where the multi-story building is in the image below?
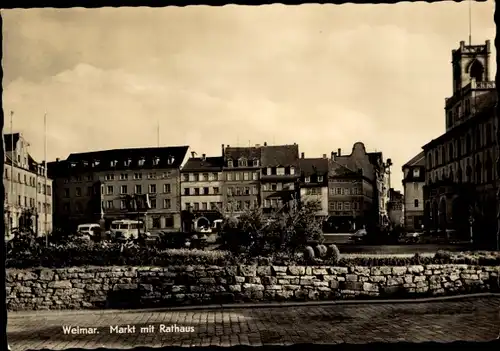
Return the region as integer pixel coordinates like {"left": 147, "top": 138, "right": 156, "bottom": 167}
{"left": 387, "top": 188, "right": 404, "bottom": 227}
{"left": 260, "top": 143, "right": 300, "bottom": 214}
{"left": 402, "top": 151, "right": 425, "bottom": 231}
{"left": 180, "top": 153, "right": 224, "bottom": 231}
{"left": 48, "top": 146, "right": 189, "bottom": 233}
{"left": 422, "top": 39, "right": 498, "bottom": 245}
{"left": 368, "top": 152, "right": 391, "bottom": 227}
{"left": 3, "top": 133, "right": 53, "bottom": 237}
{"left": 298, "top": 153, "right": 329, "bottom": 219}
{"left": 326, "top": 143, "right": 378, "bottom": 232}
{"left": 222, "top": 144, "right": 261, "bottom": 215}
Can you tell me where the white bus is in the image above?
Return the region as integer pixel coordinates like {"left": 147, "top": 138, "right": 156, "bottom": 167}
{"left": 110, "top": 219, "right": 143, "bottom": 240}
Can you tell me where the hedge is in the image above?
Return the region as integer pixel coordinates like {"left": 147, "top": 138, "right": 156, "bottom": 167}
{"left": 5, "top": 243, "right": 500, "bottom": 269}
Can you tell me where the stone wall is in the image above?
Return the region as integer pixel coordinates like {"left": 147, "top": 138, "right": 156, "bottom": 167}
{"left": 7, "top": 264, "right": 500, "bottom": 311}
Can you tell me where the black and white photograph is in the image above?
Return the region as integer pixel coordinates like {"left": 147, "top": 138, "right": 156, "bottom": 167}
{"left": 2, "top": 1, "right": 499, "bottom": 350}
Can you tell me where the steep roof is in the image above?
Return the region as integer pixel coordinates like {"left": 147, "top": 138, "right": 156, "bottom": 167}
{"left": 403, "top": 151, "right": 425, "bottom": 168}
{"left": 224, "top": 146, "right": 261, "bottom": 161}
{"left": 4, "top": 133, "right": 20, "bottom": 152}
{"left": 181, "top": 156, "right": 224, "bottom": 172}
{"left": 261, "top": 144, "right": 299, "bottom": 167}
{"left": 299, "top": 158, "right": 329, "bottom": 176}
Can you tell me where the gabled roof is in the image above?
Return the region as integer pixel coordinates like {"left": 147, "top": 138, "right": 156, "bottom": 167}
{"left": 224, "top": 146, "right": 261, "bottom": 161}
{"left": 403, "top": 151, "right": 425, "bottom": 169}
{"left": 261, "top": 144, "right": 299, "bottom": 167}
{"left": 4, "top": 133, "right": 20, "bottom": 152}
{"left": 181, "top": 156, "right": 224, "bottom": 172}
{"left": 299, "top": 158, "right": 329, "bottom": 176}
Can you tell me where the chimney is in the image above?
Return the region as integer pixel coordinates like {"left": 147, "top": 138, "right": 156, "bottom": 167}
{"left": 331, "top": 152, "right": 335, "bottom": 161}
{"left": 322, "top": 154, "right": 327, "bottom": 159}
{"left": 301, "top": 152, "right": 305, "bottom": 159}
{"left": 221, "top": 144, "right": 225, "bottom": 155}
{"left": 191, "top": 151, "right": 196, "bottom": 158}
{"left": 202, "top": 153, "right": 206, "bottom": 161}
{"left": 338, "top": 148, "right": 341, "bottom": 156}
{"left": 255, "top": 144, "right": 260, "bottom": 147}
{"left": 264, "top": 142, "right": 267, "bottom": 146}
{"left": 56, "top": 158, "right": 60, "bottom": 162}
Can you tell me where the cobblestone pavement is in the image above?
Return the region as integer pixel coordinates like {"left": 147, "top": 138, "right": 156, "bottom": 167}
{"left": 7, "top": 297, "right": 500, "bottom": 350}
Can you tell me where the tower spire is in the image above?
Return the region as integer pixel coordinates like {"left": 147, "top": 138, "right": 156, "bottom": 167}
{"left": 468, "top": 0, "right": 472, "bottom": 45}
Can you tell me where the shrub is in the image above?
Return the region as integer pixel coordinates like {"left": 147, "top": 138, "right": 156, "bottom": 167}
{"left": 315, "top": 244, "right": 328, "bottom": 258}
{"left": 327, "top": 244, "right": 341, "bottom": 264}
{"left": 303, "top": 246, "right": 315, "bottom": 262}
{"left": 434, "top": 250, "right": 452, "bottom": 260}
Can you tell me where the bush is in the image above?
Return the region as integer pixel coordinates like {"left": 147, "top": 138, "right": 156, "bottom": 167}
{"left": 303, "top": 246, "right": 315, "bottom": 262}
{"left": 327, "top": 244, "right": 341, "bottom": 264}
{"left": 434, "top": 250, "right": 452, "bottom": 260}
{"left": 315, "top": 244, "right": 328, "bottom": 258}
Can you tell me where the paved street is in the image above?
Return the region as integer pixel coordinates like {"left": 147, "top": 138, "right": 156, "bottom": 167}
{"left": 7, "top": 297, "right": 500, "bottom": 350}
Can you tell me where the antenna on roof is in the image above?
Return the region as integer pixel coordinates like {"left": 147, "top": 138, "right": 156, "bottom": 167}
{"left": 468, "top": 0, "right": 472, "bottom": 45}
{"left": 248, "top": 140, "right": 251, "bottom": 147}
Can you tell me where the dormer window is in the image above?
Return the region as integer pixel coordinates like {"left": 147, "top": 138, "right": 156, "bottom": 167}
{"left": 239, "top": 158, "right": 248, "bottom": 167}
{"left": 153, "top": 156, "right": 160, "bottom": 166}
{"left": 138, "top": 157, "right": 145, "bottom": 166}
{"left": 227, "top": 159, "right": 234, "bottom": 168}
{"left": 82, "top": 161, "right": 88, "bottom": 167}
{"left": 167, "top": 156, "right": 175, "bottom": 165}
{"left": 110, "top": 160, "right": 118, "bottom": 167}
{"left": 70, "top": 162, "right": 77, "bottom": 168}
{"left": 413, "top": 168, "right": 420, "bottom": 177}
{"left": 317, "top": 175, "right": 323, "bottom": 182}
{"left": 253, "top": 159, "right": 260, "bottom": 167}
{"left": 305, "top": 176, "right": 311, "bottom": 183}
{"left": 93, "top": 160, "right": 100, "bottom": 167}
{"left": 276, "top": 167, "right": 285, "bottom": 176}
{"left": 290, "top": 167, "right": 295, "bottom": 175}
{"left": 124, "top": 159, "right": 132, "bottom": 167}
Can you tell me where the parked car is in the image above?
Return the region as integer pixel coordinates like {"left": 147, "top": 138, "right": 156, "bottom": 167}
{"left": 77, "top": 223, "right": 101, "bottom": 239}
{"left": 350, "top": 229, "right": 367, "bottom": 243}
{"left": 404, "top": 231, "right": 422, "bottom": 243}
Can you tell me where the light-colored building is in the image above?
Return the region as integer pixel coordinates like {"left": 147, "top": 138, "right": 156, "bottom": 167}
{"left": 422, "top": 39, "right": 498, "bottom": 245}
{"left": 48, "top": 146, "right": 189, "bottom": 233}
{"left": 298, "top": 153, "right": 329, "bottom": 219}
{"left": 180, "top": 153, "right": 224, "bottom": 231}
{"left": 387, "top": 188, "right": 404, "bottom": 227}
{"left": 402, "top": 151, "right": 425, "bottom": 231}
{"left": 4, "top": 133, "right": 53, "bottom": 237}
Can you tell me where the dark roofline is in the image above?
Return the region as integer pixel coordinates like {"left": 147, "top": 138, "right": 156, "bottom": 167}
{"left": 402, "top": 151, "right": 425, "bottom": 169}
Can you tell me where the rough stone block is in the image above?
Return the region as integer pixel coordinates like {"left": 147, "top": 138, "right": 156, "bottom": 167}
{"left": 312, "top": 268, "right": 328, "bottom": 275}
{"left": 242, "top": 283, "right": 264, "bottom": 291}
{"left": 288, "top": 266, "right": 306, "bottom": 276}
{"left": 346, "top": 274, "right": 358, "bottom": 282}
{"left": 330, "top": 267, "right": 348, "bottom": 275}
{"left": 407, "top": 265, "right": 424, "bottom": 274}
{"left": 272, "top": 266, "right": 288, "bottom": 275}
{"left": 392, "top": 267, "right": 407, "bottom": 276}
{"left": 341, "top": 281, "right": 363, "bottom": 291}
{"left": 240, "top": 265, "right": 257, "bottom": 277}
{"left": 363, "top": 282, "right": 379, "bottom": 292}
{"left": 262, "top": 276, "right": 277, "bottom": 285}
{"left": 48, "top": 280, "right": 72, "bottom": 289}
{"left": 248, "top": 277, "right": 261, "bottom": 284}
{"left": 370, "top": 276, "right": 386, "bottom": 283}
{"left": 256, "top": 266, "right": 271, "bottom": 276}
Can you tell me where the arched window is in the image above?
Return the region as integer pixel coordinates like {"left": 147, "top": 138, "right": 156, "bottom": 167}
{"left": 485, "top": 124, "right": 492, "bottom": 144}
{"left": 466, "top": 134, "right": 472, "bottom": 154}
{"left": 469, "top": 60, "right": 484, "bottom": 82}
{"left": 427, "top": 153, "right": 432, "bottom": 168}
{"left": 447, "top": 111, "right": 453, "bottom": 128}
{"left": 475, "top": 128, "right": 481, "bottom": 149}
{"left": 465, "top": 99, "right": 470, "bottom": 115}
{"left": 448, "top": 143, "right": 454, "bottom": 161}
{"left": 456, "top": 167, "right": 463, "bottom": 183}
{"left": 456, "top": 138, "right": 462, "bottom": 157}
{"left": 475, "top": 158, "right": 482, "bottom": 183}
{"left": 466, "top": 165, "right": 472, "bottom": 182}
{"left": 485, "top": 153, "right": 493, "bottom": 183}
{"left": 434, "top": 150, "right": 439, "bottom": 166}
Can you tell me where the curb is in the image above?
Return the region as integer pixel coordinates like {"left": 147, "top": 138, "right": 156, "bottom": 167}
{"left": 9, "top": 292, "right": 500, "bottom": 317}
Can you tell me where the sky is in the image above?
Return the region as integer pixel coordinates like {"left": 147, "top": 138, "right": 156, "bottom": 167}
{"left": 2, "top": 2, "right": 496, "bottom": 192}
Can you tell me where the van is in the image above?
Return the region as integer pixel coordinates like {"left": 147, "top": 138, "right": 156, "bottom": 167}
{"left": 77, "top": 224, "right": 101, "bottom": 239}
{"left": 110, "top": 219, "right": 143, "bottom": 241}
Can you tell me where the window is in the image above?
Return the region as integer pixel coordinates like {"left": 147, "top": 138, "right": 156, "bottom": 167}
{"left": 412, "top": 168, "right": 420, "bottom": 178}
{"left": 210, "top": 202, "right": 217, "bottom": 210}
{"left": 153, "top": 157, "right": 160, "bottom": 166}
{"left": 64, "top": 188, "right": 70, "bottom": 198}
{"left": 201, "top": 173, "right": 208, "bottom": 181}
{"left": 184, "top": 188, "right": 190, "bottom": 195}
{"left": 24, "top": 196, "right": 27, "bottom": 206}
{"left": 163, "top": 184, "right": 171, "bottom": 193}
{"left": 105, "top": 174, "right": 115, "bottom": 181}
{"left": 277, "top": 167, "right": 285, "bottom": 176}
{"left": 203, "top": 187, "right": 209, "bottom": 195}
{"left": 414, "top": 199, "right": 419, "bottom": 208}
{"left": 134, "top": 173, "right": 142, "bottom": 180}
{"left": 344, "top": 202, "right": 351, "bottom": 210}
{"left": 135, "top": 185, "right": 142, "bottom": 194}
{"left": 244, "top": 187, "right": 250, "bottom": 195}
{"left": 236, "top": 187, "right": 242, "bottom": 196}
{"left": 290, "top": 167, "right": 295, "bottom": 175}
{"left": 305, "top": 177, "right": 310, "bottom": 183}
{"left": 87, "top": 174, "right": 93, "bottom": 181}
{"left": 164, "top": 215, "right": 174, "bottom": 227}
{"left": 194, "top": 203, "right": 199, "bottom": 211}
{"left": 107, "top": 186, "right": 114, "bottom": 195}
{"left": 152, "top": 217, "right": 161, "bottom": 229}
{"left": 193, "top": 174, "right": 199, "bottom": 181}
{"left": 447, "top": 111, "right": 453, "bottom": 127}
{"left": 17, "top": 173, "right": 21, "bottom": 183}
{"left": 76, "top": 187, "right": 82, "bottom": 197}
{"left": 120, "top": 185, "right": 128, "bottom": 194}
{"left": 239, "top": 158, "right": 247, "bottom": 167}
{"left": 244, "top": 201, "right": 251, "bottom": 209}
{"left": 235, "top": 173, "right": 240, "bottom": 181}
{"left": 23, "top": 174, "right": 27, "bottom": 184}
{"left": 150, "top": 199, "right": 156, "bottom": 209}
{"left": 344, "top": 188, "right": 350, "bottom": 195}
{"left": 212, "top": 173, "right": 219, "bottom": 181}
{"left": 253, "top": 159, "right": 259, "bottom": 167}
{"left": 138, "top": 158, "right": 145, "bottom": 166}
{"left": 182, "top": 174, "right": 189, "bottom": 182}
{"left": 227, "top": 173, "right": 233, "bottom": 181}
{"left": 271, "top": 184, "right": 277, "bottom": 191}
{"left": 106, "top": 200, "right": 113, "bottom": 209}
{"left": 163, "top": 171, "right": 171, "bottom": 178}
{"left": 252, "top": 185, "right": 258, "bottom": 195}
{"left": 120, "top": 200, "right": 127, "bottom": 209}
{"left": 194, "top": 188, "right": 200, "bottom": 195}
{"left": 317, "top": 176, "right": 323, "bottom": 182}
{"left": 413, "top": 183, "right": 418, "bottom": 191}
{"left": 120, "top": 174, "right": 128, "bottom": 180}
{"left": 47, "top": 185, "right": 52, "bottom": 195}
{"left": 227, "top": 160, "right": 234, "bottom": 168}
{"left": 227, "top": 187, "right": 233, "bottom": 196}
{"left": 243, "top": 172, "right": 249, "bottom": 181}
{"left": 201, "top": 202, "right": 208, "bottom": 210}
{"left": 336, "top": 187, "right": 342, "bottom": 195}
{"left": 213, "top": 187, "right": 220, "bottom": 194}
{"left": 264, "top": 199, "right": 270, "bottom": 208}
{"left": 163, "top": 199, "right": 171, "bottom": 209}
{"left": 147, "top": 173, "right": 155, "bottom": 179}
{"left": 185, "top": 203, "right": 191, "bottom": 210}
{"left": 149, "top": 184, "right": 156, "bottom": 193}
{"left": 253, "top": 172, "right": 259, "bottom": 180}
{"left": 276, "top": 183, "right": 283, "bottom": 191}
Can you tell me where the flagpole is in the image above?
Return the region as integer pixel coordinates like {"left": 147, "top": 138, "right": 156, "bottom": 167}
{"left": 157, "top": 120, "right": 160, "bottom": 147}
{"left": 10, "top": 111, "right": 14, "bottom": 237}
{"left": 44, "top": 113, "right": 48, "bottom": 247}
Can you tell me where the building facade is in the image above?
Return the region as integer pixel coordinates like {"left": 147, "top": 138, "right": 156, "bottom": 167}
{"left": 4, "top": 133, "right": 53, "bottom": 237}
{"left": 387, "top": 188, "right": 404, "bottom": 227}
{"left": 422, "top": 39, "right": 498, "bottom": 246}
{"left": 326, "top": 143, "right": 377, "bottom": 232}
{"left": 260, "top": 144, "right": 300, "bottom": 214}
{"left": 48, "top": 146, "right": 189, "bottom": 233}
{"left": 180, "top": 153, "right": 224, "bottom": 231}
{"left": 402, "top": 151, "right": 425, "bottom": 231}
{"left": 222, "top": 144, "right": 261, "bottom": 215}
{"left": 298, "top": 153, "right": 329, "bottom": 218}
